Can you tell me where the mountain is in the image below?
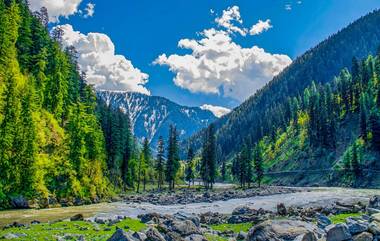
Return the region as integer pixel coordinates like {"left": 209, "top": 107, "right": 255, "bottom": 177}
{"left": 97, "top": 90, "right": 217, "bottom": 147}
{"left": 185, "top": 9, "right": 380, "bottom": 161}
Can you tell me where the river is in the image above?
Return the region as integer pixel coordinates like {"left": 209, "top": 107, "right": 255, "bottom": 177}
{"left": 1, "top": 187, "right": 379, "bottom": 227}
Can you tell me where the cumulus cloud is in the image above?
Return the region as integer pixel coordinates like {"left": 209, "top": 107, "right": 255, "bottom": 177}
{"left": 154, "top": 28, "right": 291, "bottom": 101}
{"left": 56, "top": 24, "right": 150, "bottom": 94}
{"left": 285, "top": 4, "right": 292, "bottom": 11}
{"left": 29, "top": 0, "right": 83, "bottom": 22}
{"left": 84, "top": 3, "right": 95, "bottom": 18}
{"left": 250, "top": 19, "right": 273, "bottom": 36}
{"left": 200, "top": 104, "right": 231, "bottom": 118}
{"left": 215, "top": 6, "right": 247, "bottom": 36}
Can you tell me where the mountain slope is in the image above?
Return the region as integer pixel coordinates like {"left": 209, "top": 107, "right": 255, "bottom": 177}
{"left": 186, "top": 9, "right": 380, "bottom": 160}
{"left": 97, "top": 91, "right": 217, "bottom": 147}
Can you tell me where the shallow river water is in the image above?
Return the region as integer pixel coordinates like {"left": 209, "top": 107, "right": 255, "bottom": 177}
{"left": 1, "top": 187, "right": 379, "bottom": 226}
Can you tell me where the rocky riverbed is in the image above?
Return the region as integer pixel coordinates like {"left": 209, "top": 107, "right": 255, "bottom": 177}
{"left": 1, "top": 187, "right": 380, "bottom": 240}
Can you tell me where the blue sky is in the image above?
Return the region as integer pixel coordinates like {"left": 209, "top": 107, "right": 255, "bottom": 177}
{"left": 53, "top": 0, "right": 380, "bottom": 109}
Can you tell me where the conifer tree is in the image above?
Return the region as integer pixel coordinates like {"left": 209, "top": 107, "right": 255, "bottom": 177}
{"left": 156, "top": 136, "right": 165, "bottom": 190}
{"left": 253, "top": 143, "right": 264, "bottom": 188}
{"left": 185, "top": 146, "right": 195, "bottom": 187}
{"left": 166, "top": 125, "right": 180, "bottom": 190}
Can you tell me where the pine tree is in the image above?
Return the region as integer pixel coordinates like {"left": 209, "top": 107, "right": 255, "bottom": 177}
{"left": 200, "top": 124, "right": 217, "bottom": 189}
{"left": 156, "top": 136, "right": 165, "bottom": 190}
{"left": 185, "top": 146, "right": 195, "bottom": 187}
{"left": 166, "top": 125, "right": 180, "bottom": 190}
{"left": 369, "top": 111, "right": 380, "bottom": 151}
{"left": 253, "top": 143, "right": 264, "bottom": 188}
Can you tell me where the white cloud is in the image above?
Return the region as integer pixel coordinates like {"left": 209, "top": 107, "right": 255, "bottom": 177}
{"left": 56, "top": 24, "right": 150, "bottom": 94}
{"left": 285, "top": 4, "right": 292, "bottom": 11}
{"left": 154, "top": 28, "right": 291, "bottom": 101}
{"left": 200, "top": 104, "right": 231, "bottom": 118}
{"left": 215, "top": 6, "right": 247, "bottom": 36}
{"left": 29, "top": 0, "right": 83, "bottom": 22}
{"left": 249, "top": 19, "right": 273, "bottom": 36}
{"left": 84, "top": 3, "right": 95, "bottom": 18}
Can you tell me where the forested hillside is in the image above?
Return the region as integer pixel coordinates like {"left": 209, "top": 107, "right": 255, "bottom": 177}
{"left": 230, "top": 53, "right": 380, "bottom": 187}
{"left": 185, "top": 9, "right": 380, "bottom": 162}
{"left": 0, "top": 0, "right": 111, "bottom": 208}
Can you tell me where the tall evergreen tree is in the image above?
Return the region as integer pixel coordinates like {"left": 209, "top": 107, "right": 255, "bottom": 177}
{"left": 156, "top": 136, "right": 165, "bottom": 190}
{"left": 200, "top": 124, "right": 217, "bottom": 189}
{"left": 166, "top": 125, "right": 180, "bottom": 190}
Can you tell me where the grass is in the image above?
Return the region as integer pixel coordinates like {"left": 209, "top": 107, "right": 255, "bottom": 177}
{"left": 210, "top": 222, "right": 253, "bottom": 233}
{"left": 205, "top": 234, "right": 228, "bottom": 241}
{"left": 0, "top": 218, "right": 146, "bottom": 241}
{"left": 329, "top": 213, "right": 363, "bottom": 224}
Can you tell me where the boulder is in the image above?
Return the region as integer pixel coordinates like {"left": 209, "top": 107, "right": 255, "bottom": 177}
{"left": 237, "top": 231, "right": 247, "bottom": 240}
{"left": 232, "top": 206, "right": 258, "bottom": 216}
{"left": 107, "top": 228, "right": 136, "bottom": 241}
{"left": 277, "top": 203, "right": 287, "bottom": 216}
{"left": 167, "top": 220, "right": 200, "bottom": 236}
{"left": 369, "top": 196, "right": 380, "bottom": 209}
{"left": 70, "top": 213, "right": 84, "bottom": 221}
{"left": 2, "top": 233, "right": 27, "bottom": 240}
{"left": 368, "top": 221, "right": 380, "bottom": 235}
{"left": 246, "top": 219, "right": 318, "bottom": 241}
{"left": 199, "top": 212, "right": 226, "bottom": 225}
{"left": 317, "top": 214, "right": 332, "bottom": 229}
{"left": 325, "top": 224, "right": 352, "bottom": 241}
{"left": 184, "top": 234, "right": 207, "bottom": 241}
{"left": 346, "top": 218, "right": 368, "bottom": 235}
{"left": 367, "top": 208, "right": 380, "bottom": 215}
{"left": 133, "top": 232, "right": 147, "bottom": 241}
{"left": 293, "top": 232, "right": 318, "bottom": 241}
{"left": 352, "top": 232, "right": 373, "bottom": 241}
{"left": 139, "top": 213, "right": 165, "bottom": 224}
{"left": 371, "top": 213, "right": 380, "bottom": 223}
{"left": 174, "top": 211, "right": 200, "bottom": 227}
{"left": 145, "top": 227, "right": 166, "bottom": 241}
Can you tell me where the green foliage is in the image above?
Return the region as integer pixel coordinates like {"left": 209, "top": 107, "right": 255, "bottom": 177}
{"left": 201, "top": 123, "right": 217, "bottom": 189}
{"left": 0, "top": 218, "right": 146, "bottom": 241}
{"left": 0, "top": 0, "right": 110, "bottom": 207}
{"left": 329, "top": 213, "right": 363, "bottom": 224}
{"left": 211, "top": 222, "right": 253, "bottom": 233}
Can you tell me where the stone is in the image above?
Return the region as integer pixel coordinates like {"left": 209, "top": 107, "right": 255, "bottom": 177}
{"left": 346, "top": 218, "right": 368, "bottom": 235}
{"left": 139, "top": 213, "right": 162, "bottom": 224}
{"left": 325, "top": 224, "right": 352, "bottom": 241}
{"left": 277, "top": 203, "right": 287, "bottom": 216}
{"left": 293, "top": 232, "right": 318, "bottom": 241}
{"left": 237, "top": 231, "right": 247, "bottom": 240}
{"left": 352, "top": 232, "right": 373, "bottom": 241}
{"left": 317, "top": 214, "right": 332, "bottom": 229}
{"left": 31, "top": 220, "right": 40, "bottom": 225}
{"left": 174, "top": 211, "right": 201, "bottom": 227}
{"left": 107, "top": 228, "right": 136, "bottom": 241}
{"left": 369, "top": 222, "right": 380, "bottom": 235}
{"left": 369, "top": 196, "right": 380, "bottom": 209}
{"left": 232, "top": 206, "right": 258, "bottom": 216}
{"left": 70, "top": 213, "right": 84, "bottom": 221}
{"left": 168, "top": 220, "right": 200, "bottom": 236}
{"left": 145, "top": 227, "right": 166, "bottom": 241}
{"left": 133, "top": 232, "right": 147, "bottom": 241}
{"left": 246, "top": 220, "right": 318, "bottom": 241}
{"left": 368, "top": 208, "right": 380, "bottom": 215}
{"left": 2, "top": 233, "right": 27, "bottom": 240}
{"left": 371, "top": 214, "right": 380, "bottom": 223}
{"left": 184, "top": 234, "right": 207, "bottom": 241}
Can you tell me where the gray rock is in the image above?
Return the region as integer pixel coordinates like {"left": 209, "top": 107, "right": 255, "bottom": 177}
{"left": 70, "top": 213, "right": 84, "bottom": 221}
{"left": 372, "top": 214, "right": 380, "bottom": 223}
{"left": 184, "top": 234, "right": 207, "bottom": 241}
{"left": 347, "top": 218, "right": 369, "bottom": 235}
{"left": 2, "top": 233, "right": 27, "bottom": 240}
{"left": 325, "top": 223, "right": 352, "bottom": 241}
{"left": 107, "top": 228, "right": 136, "bottom": 241}
{"left": 352, "top": 232, "right": 373, "bottom": 241}
{"left": 133, "top": 232, "right": 147, "bottom": 241}
{"left": 168, "top": 220, "right": 200, "bottom": 236}
{"left": 369, "top": 222, "right": 380, "bottom": 235}
{"left": 369, "top": 196, "right": 380, "bottom": 209}
{"left": 232, "top": 206, "right": 258, "bottom": 216}
{"left": 277, "top": 203, "right": 287, "bottom": 216}
{"left": 368, "top": 208, "right": 380, "bottom": 215}
{"left": 10, "top": 196, "right": 30, "bottom": 209}
{"left": 317, "top": 214, "right": 332, "bottom": 229}
{"left": 293, "top": 232, "right": 318, "bottom": 241}
{"left": 146, "top": 227, "right": 166, "bottom": 241}
{"left": 246, "top": 219, "right": 318, "bottom": 241}
{"left": 174, "top": 211, "right": 200, "bottom": 227}
{"left": 237, "top": 231, "right": 247, "bottom": 240}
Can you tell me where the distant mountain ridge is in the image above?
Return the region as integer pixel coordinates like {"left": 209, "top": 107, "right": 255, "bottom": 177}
{"left": 97, "top": 90, "right": 217, "bottom": 147}
{"left": 185, "top": 9, "right": 380, "bottom": 160}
